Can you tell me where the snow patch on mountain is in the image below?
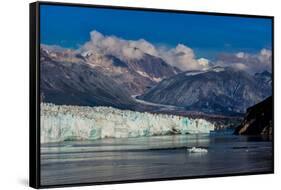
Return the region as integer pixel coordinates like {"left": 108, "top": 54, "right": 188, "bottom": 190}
{"left": 136, "top": 70, "right": 163, "bottom": 82}
{"left": 184, "top": 66, "right": 225, "bottom": 76}
{"left": 185, "top": 71, "right": 206, "bottom": 76}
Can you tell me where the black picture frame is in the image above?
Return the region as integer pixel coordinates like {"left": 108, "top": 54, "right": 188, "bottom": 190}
{"left": 30, "top": 1, "right": 274, "bottom": 188}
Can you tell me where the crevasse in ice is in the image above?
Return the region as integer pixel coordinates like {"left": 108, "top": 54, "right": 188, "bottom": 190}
{"left": 41, "top": 103, "right": 215, "bottom": 143}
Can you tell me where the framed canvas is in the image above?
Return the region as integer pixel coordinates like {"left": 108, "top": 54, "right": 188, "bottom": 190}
{"left": 29, "top": 1, "right": 274, "bottom": 188}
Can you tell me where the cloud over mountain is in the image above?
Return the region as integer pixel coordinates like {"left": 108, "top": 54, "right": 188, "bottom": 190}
{"left": 81, "top": 30, "right": 158, "bottom": 60}
{"left": 80, "top": 30, "right": 209, "bottom": 71}
{"left": 50, "top": 30, "right": 271, "bottom": 74}
{"left": 158, "top": 44, "right": 209, "bottom": 71}
{"left": 216, "top": 49, "right": 272, "bottom": 74}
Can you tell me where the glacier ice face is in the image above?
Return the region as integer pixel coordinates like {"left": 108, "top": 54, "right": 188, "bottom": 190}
{"left": 40, "top": 103, "right": 215, "bottom": 143}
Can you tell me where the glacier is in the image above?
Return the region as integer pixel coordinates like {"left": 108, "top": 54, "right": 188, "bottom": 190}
{"left": 41, "top": 103, "right": 215, "bottom": 143}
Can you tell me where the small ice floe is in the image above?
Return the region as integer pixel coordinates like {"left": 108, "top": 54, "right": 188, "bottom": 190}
{"left": 187, "top": 147, "right": 208, "bottom": 153}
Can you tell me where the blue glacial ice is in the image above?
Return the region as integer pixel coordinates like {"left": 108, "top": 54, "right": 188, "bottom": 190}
{"left": 41, "top": 103, "right": 215, "bottom": 143}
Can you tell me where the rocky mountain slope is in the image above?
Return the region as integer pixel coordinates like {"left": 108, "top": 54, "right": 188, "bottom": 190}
{"left": 40, "top": 47, "right": 136, "bottom": 109}
{"left": 41, "top": 45, "right": 178, "bottom": 95}
{"left": 83, "top": 50, "right": 178, "bottom": 94}
{"left": 139, "top": 66, "right": 272, "bottom": 115}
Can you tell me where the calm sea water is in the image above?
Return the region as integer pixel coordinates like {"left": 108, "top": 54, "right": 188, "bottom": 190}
{"left": 41, "top": 133, "right": 273, "bottom": 186}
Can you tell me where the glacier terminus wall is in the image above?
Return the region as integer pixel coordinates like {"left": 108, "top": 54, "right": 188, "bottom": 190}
{"left": 40, "top": 103, "right": 215, "bottom": 143}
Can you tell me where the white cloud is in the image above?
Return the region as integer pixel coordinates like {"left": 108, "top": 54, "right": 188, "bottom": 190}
{"left": 231, "top": 63, "right": 249, "bottom": 71}
{"left": 259, "top": 48, "right": 272, "bottom": 62}
{"left": 197, "top": 58, "right": 210, "bottom": 67}
{"left": 158, "top": 44, "right": 204, "bottom": 71}
{"left": 216, "top": 49, "right": 272, "bottom": 74}
{"left": 81, "top": 30, "right": 158, "bottom": 60}
{"left": 81, "top": 30, "right": 209, "bottom": 71}
{"left": 236, "top": 52, "right": 246, "bottom": 58}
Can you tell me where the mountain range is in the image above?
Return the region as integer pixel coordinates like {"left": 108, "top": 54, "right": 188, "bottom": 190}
{"left": 40, "top": 45, "right": 272, "bottom": 116}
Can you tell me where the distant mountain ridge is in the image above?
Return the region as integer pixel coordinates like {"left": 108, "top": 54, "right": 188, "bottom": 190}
{"left": 139, "top": 66, "right": 272, "bottom": 115}
{"left": 254, "top": 70, "right": 272, "bottom": 85}
{"left": 41, "top": 44, "right": 178, "bottom": 95}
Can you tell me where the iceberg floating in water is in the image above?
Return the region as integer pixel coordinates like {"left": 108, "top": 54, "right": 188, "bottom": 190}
{"left": 188, "top": 147, "right": 208, "bottom": 153}
{"left": 40, "top": 103, "right": 215, "bottom": 143}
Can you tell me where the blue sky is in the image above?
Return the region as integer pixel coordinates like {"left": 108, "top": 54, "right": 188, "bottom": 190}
{"left": 40, "top": 4, "right": 272, "bottom": 59}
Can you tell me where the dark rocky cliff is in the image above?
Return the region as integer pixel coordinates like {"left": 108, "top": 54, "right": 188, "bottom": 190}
{"left": 234, "top": 96, "right": 273, "bottom": 135}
